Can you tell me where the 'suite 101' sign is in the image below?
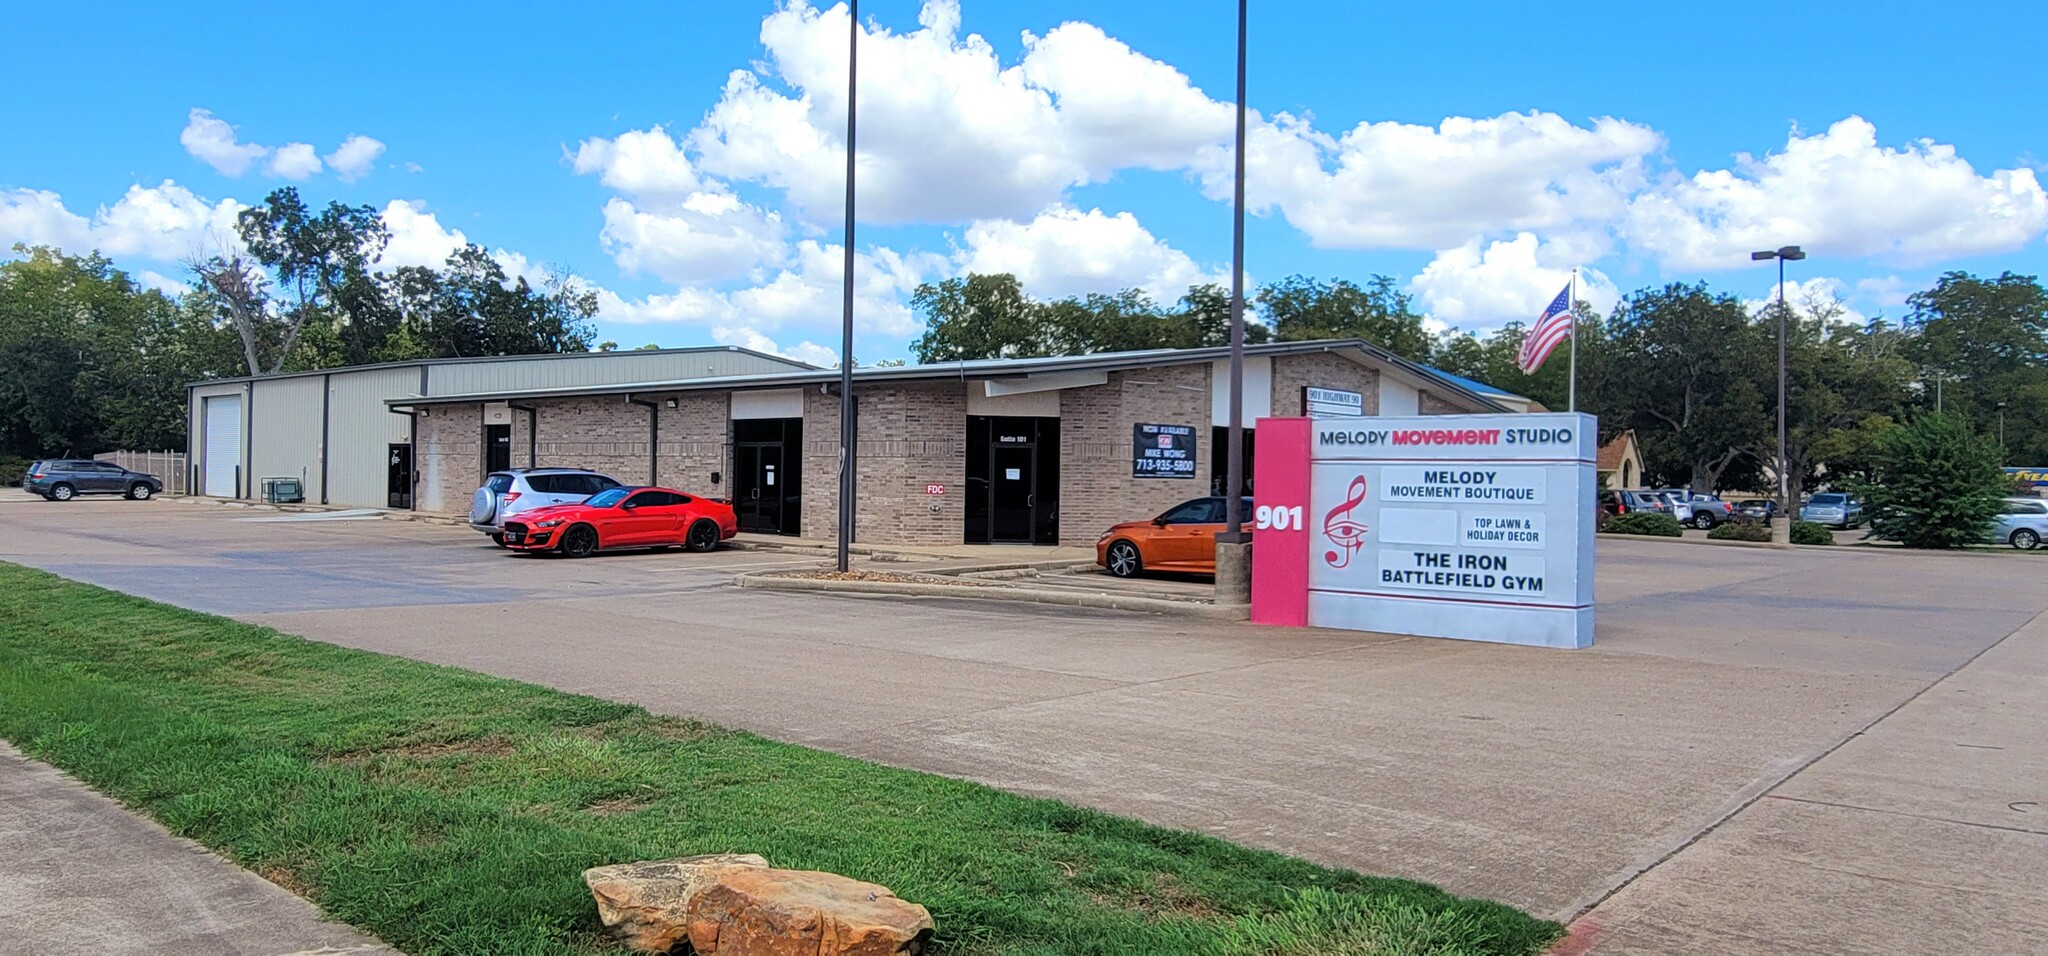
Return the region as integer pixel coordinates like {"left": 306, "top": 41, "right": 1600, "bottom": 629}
{"left": 1250, "top": 413, "right": 1597, "bottom": 649}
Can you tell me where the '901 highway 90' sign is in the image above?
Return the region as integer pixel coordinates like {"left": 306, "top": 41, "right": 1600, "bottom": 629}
{"left": 1249, "top": 413, "right": 1596, "bottom": 649}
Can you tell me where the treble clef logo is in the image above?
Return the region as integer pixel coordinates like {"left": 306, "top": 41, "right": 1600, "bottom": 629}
{"left": 1322, "top": 475, "right": 1370, "bottom": 568}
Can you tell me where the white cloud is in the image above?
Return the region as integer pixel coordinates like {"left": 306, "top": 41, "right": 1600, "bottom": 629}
{"left": 0, "top": 181, "right": 246, "bottom": 261}
{"left": 266, "top": 142, "right": 323, "bottom": 180}
{"left": 599, "top": 238, "right": 937, "bottom": 342}
{"left": 571, "top": 127, "right": 705, "bottom": 199}
{"left": 594, "top": 194, "right": 787, "bottom": 285}
{"left": 327, "top": 135, "right": 387, "bottom": 182}
{"left": 953, "top": 205, "right": 1222, "bottom": 301}
{"left": 708, "top": 326, "right": 839, "bottom": 367}
{"left": 180, "top": 109, "right": 269, "bottom": 177}
{"left": 1411, "top": 232, "right": 1619, "bottom": 331}
{"left": 1195, "top": 111, "right": 1660, "bottom": 250}
{"left": 1624, "top": 116, "right": 2048, "bottom": 270}
{"left": 1741, "top": 276, "right": 1870, "bottom": 326}
{"left": 135, "top": 269, "right": 190, "bottom": 296}
{"left": 1855, "top": 275, "right": 1912, "bottom": 311}
{"left": 685, "top": 0, "right": 1231, "bottom": 224}
{"left": 377, "top": 199, "right": 471, "bottom": 269}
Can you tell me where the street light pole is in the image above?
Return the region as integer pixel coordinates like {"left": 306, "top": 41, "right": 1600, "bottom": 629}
{"left": 1751, "top": 245, "right": 1805, "bottom": 547}
{"left": 1213, "top": 0, "right": 1252, "bottom": 605}
{"left": 1998, "top": 401, "right": 2009, "bottom": 453}
{"left": 836, "top": 0, "right": 858, "bottom": 573}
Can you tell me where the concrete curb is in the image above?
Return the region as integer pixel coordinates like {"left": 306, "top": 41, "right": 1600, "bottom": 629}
{"left": 1603, "top": 529, "right": 2034, "bottom": 559}
{"left": 736, "top": 572, "right": 1250, "bottom": 621}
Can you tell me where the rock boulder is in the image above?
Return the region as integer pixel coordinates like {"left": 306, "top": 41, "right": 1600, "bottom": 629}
{"left": 583, "top": 853, "right": 770, "bottom": 953}
{"left": 686, "top": 868, "right": 933, "bottom": 956}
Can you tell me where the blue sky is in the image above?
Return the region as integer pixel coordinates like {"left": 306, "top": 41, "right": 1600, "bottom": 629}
{"left": 5, "top": 0, "right": 2045, "bottom": 365}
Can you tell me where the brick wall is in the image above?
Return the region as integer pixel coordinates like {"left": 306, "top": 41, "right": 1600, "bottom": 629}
{"left": 1060, "top": 366, "right": 1210, "bottom": 547}
{"left": 416, "top": 403, "right": 481, "bottom": 514}
{"left": 521, "top": 395, "right": 658, "bottom": 485}
{"left": 802, "top": 383, "right": 967, "bottom": 544}
{"left": 1419, "top": 389, "right": 1470, "bottom": 415}
{"left": 1269, "top": 351, "right": 1381, "bottom": 416}
{"left": 657, "top": 391, "right": 731, "bottom": 494}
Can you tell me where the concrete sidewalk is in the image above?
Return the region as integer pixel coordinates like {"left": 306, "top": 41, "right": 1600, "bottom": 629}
{"left": 0, "top": 742, "right": 399, "bottom": 956}
{"left": 1568, "top": 607, "right": 2048, "bottom": 954}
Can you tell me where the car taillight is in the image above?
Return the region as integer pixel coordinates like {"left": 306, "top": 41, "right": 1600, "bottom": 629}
{"left": 501, "top": 491, "right": 521, "bottom": 504}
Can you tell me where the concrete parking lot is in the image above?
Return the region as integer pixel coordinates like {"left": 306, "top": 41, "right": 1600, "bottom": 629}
{"left": 1, "top": 495, "right": 2043, "bottom": 954}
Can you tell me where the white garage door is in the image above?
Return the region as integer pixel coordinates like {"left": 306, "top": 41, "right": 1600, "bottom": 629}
{"left": 203, "top": 395, "right": 242, "bottom": 497}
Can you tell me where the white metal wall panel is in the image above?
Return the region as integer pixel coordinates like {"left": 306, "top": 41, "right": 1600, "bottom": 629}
{"left": 327, "top": 367, "right": 423, "bottom": 508}
{"left": 202, "top": 395, "right": 243, "bottom": 497}
{"left": 424, "top": 350, "right": 807, "bottom": 396}
{"left": 250, "top": 376, "right": 326, "bottom": 502}
{"left": 731, "top": 388, "right": 805, "bottom": 420}
{"left": 1209, "top": 357, "right": 1272, "bottom": 426}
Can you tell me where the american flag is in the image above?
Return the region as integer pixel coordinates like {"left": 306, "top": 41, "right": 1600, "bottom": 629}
{"left": 1517, "top": 283, "right": 1574, "bottom": 374}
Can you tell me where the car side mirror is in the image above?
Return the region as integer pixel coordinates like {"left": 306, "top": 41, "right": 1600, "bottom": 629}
{"left": 621, "top": 501, "right": 638, "bottom": 511}
{"left": 1153, "top": 516, "right": 1169, "bottom": 527}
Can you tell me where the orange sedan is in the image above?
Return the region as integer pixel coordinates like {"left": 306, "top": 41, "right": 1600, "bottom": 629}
{"left": 1097, "top": 496, "right": 1254, "bottom": 577}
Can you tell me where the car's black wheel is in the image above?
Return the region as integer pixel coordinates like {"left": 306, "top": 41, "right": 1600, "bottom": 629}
{"left": 127, "top": 483, "right": 153, "bottom": 501}
{"left": 2012, "top": 529, "right": 2040, "bottom": 551}
{"left": 559, "top": 524, "right": 599, "bottom": 558}
{"left": 685, "top": 520, "right": 720, "bottom": 553}
{"left": 488, "top": 532, "right": 506, "bottom": 548}
{"left": 1692, "top": 513, "right": 1715, "bottom": 529}
{"left": 50, "top": 483, "right": 75, "bottom": 501}
{"left": 1105, "top": 540, "right": 1142, "bottom": 577}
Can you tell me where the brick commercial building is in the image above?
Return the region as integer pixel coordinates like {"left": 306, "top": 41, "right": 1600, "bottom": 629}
{"left": 188, "top": 339, "right": 1516, "bottom": 547}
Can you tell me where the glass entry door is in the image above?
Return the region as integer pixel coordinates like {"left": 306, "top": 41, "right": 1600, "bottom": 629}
{"left": 990, "top": 444, "right": 1036, "bottom": 542}
{"left": 731, "top": 418, "right": 801, "bottom": 535}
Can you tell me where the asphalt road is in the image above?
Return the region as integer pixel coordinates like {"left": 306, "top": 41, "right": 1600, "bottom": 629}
{"left": 3, "top": 495, "right": 2043, "bottom": 954}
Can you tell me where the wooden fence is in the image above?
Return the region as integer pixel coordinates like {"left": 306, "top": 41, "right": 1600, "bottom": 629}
{"left": 95, "top": 450, "right": 189, "bottom": 496}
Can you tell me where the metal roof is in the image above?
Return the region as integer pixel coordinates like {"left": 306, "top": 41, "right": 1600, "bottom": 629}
{"left": 382, "top": 339, "right": 1510, "bottom": 413}
{"left": 185, "top": 345, "right": 814, "bottom": 388}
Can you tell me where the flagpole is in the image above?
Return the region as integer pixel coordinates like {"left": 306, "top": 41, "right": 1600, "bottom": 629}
{"left": 1567, "top": 266, "right": 1578, "bottom": 413}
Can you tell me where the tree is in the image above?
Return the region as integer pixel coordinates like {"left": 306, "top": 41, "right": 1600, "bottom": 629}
{"left": 1757, "top": 290, "right": 1914, "bottom": 504}
{"left": 1434, "top": 300, "right": 1606, "bottom": 414}
{"left": 1904, "top": 271, "right": 2048, "bottom": 466}
{"left": 1258, "top": 274, "right": 1434, "bottom": 361}
{"left": 221, "top": 187, "right": 393, "bottom": 373}
{"left": 1853, "top": 412, "right": 2008, "bottom": 549}
{"left": 910, "top": 274, "right": 1046, "bottom": 362}
{"left": 1599, "top": 283, "right": 1771, "bottom": 490}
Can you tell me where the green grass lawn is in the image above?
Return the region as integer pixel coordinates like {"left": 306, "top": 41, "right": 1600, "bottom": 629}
{"left": 0, "top": 563, "right": 1559, "bottom": 956}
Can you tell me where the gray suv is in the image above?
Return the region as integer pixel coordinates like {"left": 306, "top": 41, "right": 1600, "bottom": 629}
{"left": 24, "top": 460, "right": 164, "bottom": 501}
{"left": 468, "top": 468, "right": 623, "bottom": 545}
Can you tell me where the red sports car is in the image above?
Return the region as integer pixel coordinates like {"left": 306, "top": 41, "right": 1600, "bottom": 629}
{"left": 501, "top": 486, "right": 737, "bottom": 557}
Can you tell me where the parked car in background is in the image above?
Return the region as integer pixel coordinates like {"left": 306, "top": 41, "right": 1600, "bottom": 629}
{"left": 1598, "top": 490, "right": 1671, "bottom": 519}
{"left": 1991, "top": 497, "right": 2048, "bottom": 550}
{"left": 1654, "top": 492, "right": 1696, "bottom": 525}
{"left": 1098, "top": 496, "right": 1255, "bottom": 577}
{"left": 23, "top": 459, "right": 164, "bottom": 501}
{"left": 468, "top": 468, "right": 624, "bottom": 545}
{"left": 1731, "top": 498, "right": 1780, "bottom": 521}
{"left": 502, "top": 486, "right": 737, "bottom": 557}
{"left": 1799, "top": 492, "right": 1864, "bottom": 529}
{"left": 1679, "top": 493, "right": 1736, "bottom": 529}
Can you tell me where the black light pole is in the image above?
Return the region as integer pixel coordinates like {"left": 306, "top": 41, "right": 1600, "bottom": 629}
{"left": 1998, "top": 401, "right": 2009, "bottom": 453}
{"left": 1751, "top": 245, "right": 1805, "bottom": 544}
{"left": 1215, "top": 0, "right": 1251, "bottom": 602}
{"left": 836, "top": 0, "right": 858, "bottom": 572}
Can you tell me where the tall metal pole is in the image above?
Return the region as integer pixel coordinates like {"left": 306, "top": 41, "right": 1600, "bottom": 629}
{"left": 1776, "top": 255, "right": 1788, "bottom": 533}
{"left": 1223, "top": 0, "right": 1248, "bottom": 535}
{"left": 836, "top": 0, "right": 858, "bottom": 572}
{"left": 1566, "top": 267, "right": 1578, "bottom": 414}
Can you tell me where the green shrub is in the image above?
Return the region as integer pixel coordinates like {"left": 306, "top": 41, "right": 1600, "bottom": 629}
{"left": 1791, "top": 521, "right": 1835, "bottom": 546}
{"left": 1602, "top": 512, "right": 1683, "bottom": 537}
{"left": 0, "top": 456, "right": 28, "bottom": 485}
{"left": 1708, "top": 518, "right": 1772, "bottom": 542}
{"left": 1850, "top": 412, "right": 2007, "bottom": 549}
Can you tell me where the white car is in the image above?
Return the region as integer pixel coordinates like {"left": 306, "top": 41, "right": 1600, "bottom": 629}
{"left": 468, "top": 468, "right": 624, "bottom": 545}
{"left": 1991, "top": 497, "right": 2048, "bottom": 550}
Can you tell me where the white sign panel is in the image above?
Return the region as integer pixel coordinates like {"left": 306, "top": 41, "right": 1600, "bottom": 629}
{"left": 1305, "top": 413, "right": 1595, "bottom": 648}
{"left": 1304, "top": 386, "right": 1365, "bottom": 418}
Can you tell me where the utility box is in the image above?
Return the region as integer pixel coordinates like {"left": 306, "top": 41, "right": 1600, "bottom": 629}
{"left": 260, "top": 477, "right": 305, "bottom": 504}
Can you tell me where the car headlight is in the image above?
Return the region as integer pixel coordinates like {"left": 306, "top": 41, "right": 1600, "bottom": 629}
{"left": 535, "top": 518, "right": 564, "bottom": 529}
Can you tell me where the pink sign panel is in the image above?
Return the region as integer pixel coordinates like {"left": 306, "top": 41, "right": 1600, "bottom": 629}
{"left": 1250, "top": 417, "right": 1312, "bottom": 626}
